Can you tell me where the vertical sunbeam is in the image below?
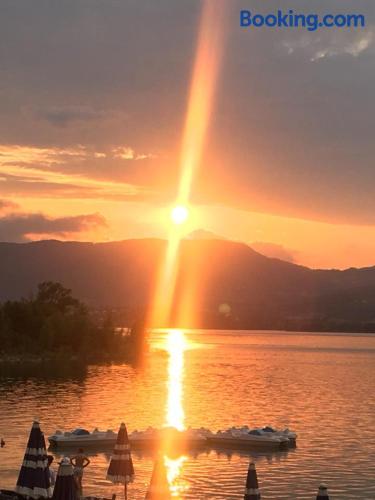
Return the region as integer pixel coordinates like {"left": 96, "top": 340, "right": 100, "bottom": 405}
{"left": 176, "top": 0, "right": 228, "bottom": 207}
{"left": 148, "top": 0, "right": 228, "bottom": 328}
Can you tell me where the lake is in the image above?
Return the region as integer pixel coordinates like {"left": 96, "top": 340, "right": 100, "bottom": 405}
{"left": 1, "top": 330, "right": 375, "bottom": 499}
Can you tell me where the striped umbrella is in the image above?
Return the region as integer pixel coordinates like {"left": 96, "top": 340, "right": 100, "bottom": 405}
{"left": 107, "top": 423, "right": 134, "bottom": 500}
{"left": 52, "top": 457, "right": 77, "bottom": 500}
{"left": 244, "top": 462, "right": 261, "bottom": 500}
{"left": 15, "top": 421, "right": 53, "bottom": 499}
{"left": 145, "top": 457, "right": 171, "bottom": 500}
{"left": 316, "top": 484, "right": 329, "bottom": 499}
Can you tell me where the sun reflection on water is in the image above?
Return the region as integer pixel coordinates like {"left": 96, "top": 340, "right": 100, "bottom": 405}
{"left": 165, "top": 455, "right": 188, "bottom": 498}
{"left": 165, "top": 329, "right": 186, "bottom": 431}
{"left": 163, "top": 329, "right": 189, "bottom": 497}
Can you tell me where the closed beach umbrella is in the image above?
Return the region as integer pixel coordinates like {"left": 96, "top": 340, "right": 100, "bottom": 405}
{"left": 107, "top": 423, "right": 134, "bottom": 500}
{"left": 52, "top": 457, "right": 77, "bottom": 500}
{"left": 316, "top": 484, "right": 329, "bottom": 499}
{"left": 244, "top": 462, "right": 261, "bottom": 500}
{"left": 15, "top": 421, "right": 53, "bottom": 498}
{"left": 145, "top": 457, "right": 171, "bottom": 500}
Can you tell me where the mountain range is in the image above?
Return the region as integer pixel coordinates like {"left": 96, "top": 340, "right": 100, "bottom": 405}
{"left": 1, "top": 239, "right": 375, "bottom": 331}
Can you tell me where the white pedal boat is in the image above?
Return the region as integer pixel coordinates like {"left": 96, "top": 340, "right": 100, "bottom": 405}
{"left": 229, "top": 425, "right": 297, "bottom": 447}
{"left": 207, "top": 428, "right": 290, "bottom": 450}
{"left": 48, "top": 428, "right": 117, "bottom": 448}
{"left": 260, "top": 426, "right": 297, "bottom": 446}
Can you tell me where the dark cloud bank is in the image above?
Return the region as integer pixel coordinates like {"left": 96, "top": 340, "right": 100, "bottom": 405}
{"left": 0, "top": 212, "right": 107, "bottom": 242}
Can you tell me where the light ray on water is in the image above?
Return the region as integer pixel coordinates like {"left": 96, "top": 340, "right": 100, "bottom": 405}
{"left": 163, "top": 329, "right": 189, "bottom": 497}
{"left": 164, "top": 455, "right": 188, "bottom": 499}
{"left": 165, "top": 329, "right": 186, "bottom": 431}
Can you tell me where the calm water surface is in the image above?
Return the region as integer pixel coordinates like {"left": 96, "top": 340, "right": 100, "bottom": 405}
{"left": 1, "top": 330, "right": 375, "bottom": 499}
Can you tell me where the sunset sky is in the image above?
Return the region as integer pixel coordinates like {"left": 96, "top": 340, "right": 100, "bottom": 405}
{"left": 0, "top": 0, "right": 374, "bottom": 269}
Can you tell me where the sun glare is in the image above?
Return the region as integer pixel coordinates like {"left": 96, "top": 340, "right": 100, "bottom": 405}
{"left": 165, "top": 455, "right": 188, "bottom": 498}
{"left": 148, "top": 0, "right": 227, "bottom": 328}
{"left": 171, "top": 205, "right": 189, "bottom": 225}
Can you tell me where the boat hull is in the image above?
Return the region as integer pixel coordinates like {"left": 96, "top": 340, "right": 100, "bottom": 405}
{"left": 207, "top": 436, "right": 289, "bottom": 450}
{"left": 48, "top": 437, "right": 117, "bottom": 448}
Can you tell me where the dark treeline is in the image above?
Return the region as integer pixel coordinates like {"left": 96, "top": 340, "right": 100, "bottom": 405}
{"left": 0, "top": 282, "right": 145, "bottom": 361}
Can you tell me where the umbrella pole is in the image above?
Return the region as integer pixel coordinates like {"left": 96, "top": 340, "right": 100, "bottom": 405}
{"left": 124, "top": 481, "right": 128, "bottom": 500}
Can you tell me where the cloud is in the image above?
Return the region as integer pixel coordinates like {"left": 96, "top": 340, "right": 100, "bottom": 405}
{"left": 250, "top": 242, "right": 296, "bottom": 263}
{"left": 0, "top": 172, "right": 156, "bottom": 205}
{"left": 0, "top": 143, "right": 157, "bottom": 177}
{"left": 0, "top": 199, "right": 19, "bottom": 213}
{"left": 0, "top": 144, "right": 87, "bottom": 168}
{"left": 313, "top": 31, "right": 373, "bottom": 61}
{"left": 0, "top": 212, "right": 107, "bottom": 242}
{"left": 36, "top": 105, "right": 107, "bottom": 128}
{"left": 283, "top": 26, "right": 375, "bottom": 61}
{"left": 112, "top": 146, "right": 156, "bottom": 161}
{"left": 0, "top": 144, "right": 159, "bottom": 201}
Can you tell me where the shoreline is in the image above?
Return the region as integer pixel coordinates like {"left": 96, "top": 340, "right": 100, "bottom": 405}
{"left": 0, "top": 349, "right": 138, "bottom": 366}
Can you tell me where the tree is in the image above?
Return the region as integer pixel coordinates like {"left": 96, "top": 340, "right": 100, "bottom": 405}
{"left": 0, "top": 282, "right": 127, "bottom": 360}
{"left": 36, "top": 281, "right": 80, "bottom": 313}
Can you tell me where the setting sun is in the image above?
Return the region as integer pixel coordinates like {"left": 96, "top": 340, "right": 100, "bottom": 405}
{"left": 171, "top": 205, "right": 189, "bottom": 225}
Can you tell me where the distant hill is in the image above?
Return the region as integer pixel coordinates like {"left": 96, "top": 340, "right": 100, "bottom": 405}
{"left": 1, "top": 239, "right": 375, "bottom": 331}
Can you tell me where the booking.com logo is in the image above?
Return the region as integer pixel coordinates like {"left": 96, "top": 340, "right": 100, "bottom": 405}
{"left": 240, "top": 10, "right": 365, "bottom": 32}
